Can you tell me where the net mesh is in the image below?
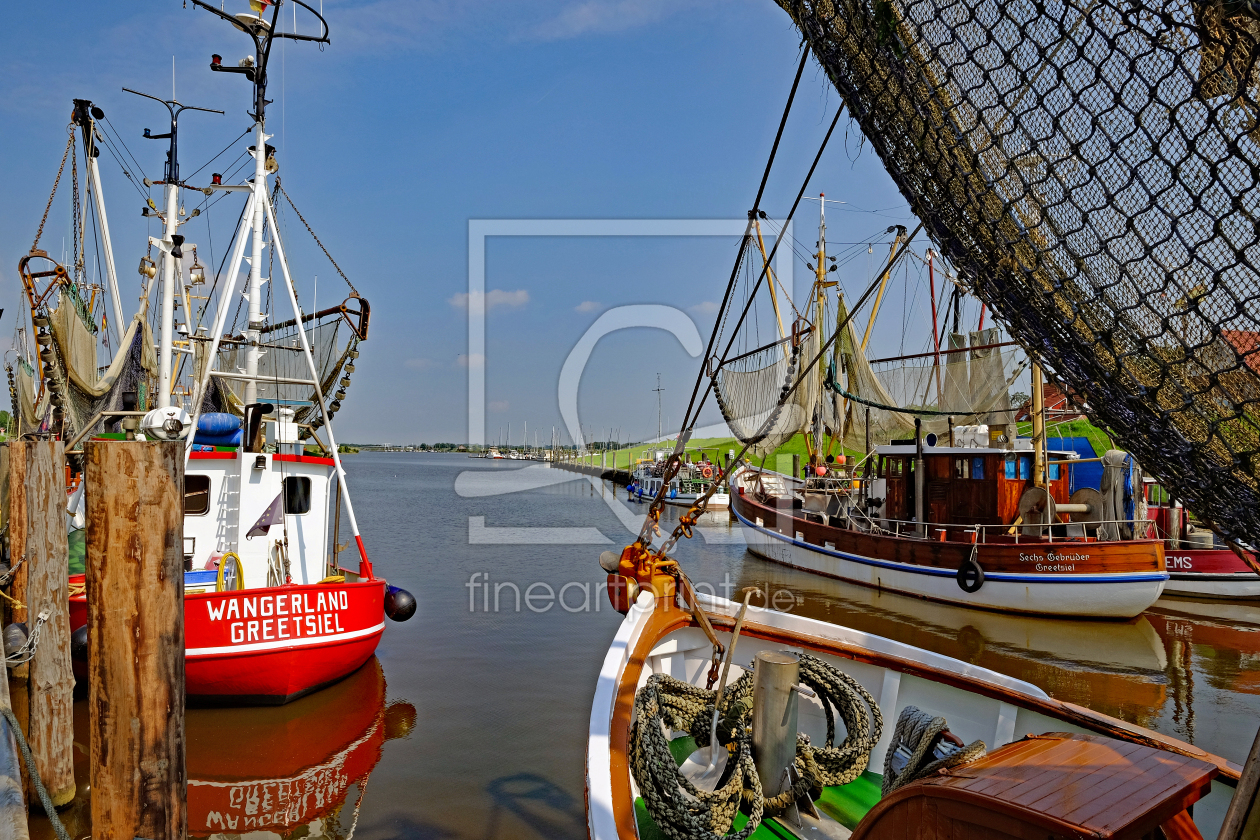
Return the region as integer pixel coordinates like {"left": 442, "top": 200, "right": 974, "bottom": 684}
{"left": 775, "top": 0, "right": 1260, "bottom": 545}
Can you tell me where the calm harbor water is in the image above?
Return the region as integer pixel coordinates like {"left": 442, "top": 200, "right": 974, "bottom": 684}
{"left": 30, "top": 451, "right": 1260, "bottom": 839}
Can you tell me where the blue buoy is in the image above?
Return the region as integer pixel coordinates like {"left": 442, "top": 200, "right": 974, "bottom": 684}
{"left": 385, "top": 585, "right": 416, "bottom": 622}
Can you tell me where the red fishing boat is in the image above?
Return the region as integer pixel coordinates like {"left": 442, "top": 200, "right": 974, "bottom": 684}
{"left": 17, "top": 1, "right": 415, "bottom": 704}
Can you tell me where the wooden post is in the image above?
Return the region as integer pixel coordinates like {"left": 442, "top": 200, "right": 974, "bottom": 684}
{"left": 16, "top": 440, "right": 75, "bottom": 807}
{"left": 86, "top": 440, "right": 185, "bottom": 840}
{"left": 7, "top": 446, "right": 27, "bottom": 626}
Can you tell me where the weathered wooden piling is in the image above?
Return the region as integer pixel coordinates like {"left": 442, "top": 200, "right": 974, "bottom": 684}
{"left": 11, "top": 440, "right": 75, "bottom": 808}
{"left": 86, "top": 440, "right": 185, "bottom": 840}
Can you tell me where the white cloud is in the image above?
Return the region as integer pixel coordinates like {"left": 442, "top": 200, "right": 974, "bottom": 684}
{"left": 688, "top": 301, "right": 719, "bottom": 316}
{"left": 488, "top": 400, "right": 510, "bottom": 412}
{"left": 575, "top": 300, "right": 602, "bottom": 313}
{"left": 448, "top": 289, "right": 530, "bottom": 311}
{"left": 405, "top": 358, "right": 438, "bottom": 370}
{"left": 526, "top": 0, "right": 695, "bottom": 41}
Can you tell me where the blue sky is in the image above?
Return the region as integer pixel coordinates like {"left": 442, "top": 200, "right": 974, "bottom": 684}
{"left": 0, "top": 1, "right": 991, "bottom": 444}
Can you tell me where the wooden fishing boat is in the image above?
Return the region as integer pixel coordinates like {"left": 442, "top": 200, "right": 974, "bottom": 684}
{"left": 587, "top": 578, "right": 1240, "bottom": 840}
{"left": 730, "top": 447, "right": 1167, "bottom": 618}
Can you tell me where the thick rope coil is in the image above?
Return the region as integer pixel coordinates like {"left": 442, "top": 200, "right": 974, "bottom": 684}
{"left": 881, "top": 705, "right": 987, "bottom": 795}
{"left": 630, "top": 653, "right": 882, "bottom": 838}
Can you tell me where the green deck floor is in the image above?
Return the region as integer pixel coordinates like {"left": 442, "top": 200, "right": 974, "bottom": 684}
{"left": 633, "top": 737, "right": 883, "bottom": 838}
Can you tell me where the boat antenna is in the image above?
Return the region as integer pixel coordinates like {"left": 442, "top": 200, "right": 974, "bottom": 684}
{"left": 653, "top": 373, "right": 663, "bottom": 445}
{"left": 188, "top": 0, "right": 330, "bottom": 124}
{"left": 122, "top": 86, "right": 223, "bottom": 408}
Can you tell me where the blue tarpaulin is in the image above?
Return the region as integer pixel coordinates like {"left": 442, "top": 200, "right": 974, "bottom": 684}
{"left": 1049, "top": 436, "right": 1102, "bottom": 492}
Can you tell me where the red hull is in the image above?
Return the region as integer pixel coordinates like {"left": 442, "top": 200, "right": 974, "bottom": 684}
{"left": 70, "top": 577, "right": 387, "bottom": 704}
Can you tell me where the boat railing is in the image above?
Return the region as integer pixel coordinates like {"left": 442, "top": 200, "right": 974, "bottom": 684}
{"left": 875, "top": 517, "right": 1158, "bottom": 544}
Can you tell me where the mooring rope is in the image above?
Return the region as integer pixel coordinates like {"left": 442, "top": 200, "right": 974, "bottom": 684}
{"left": 881, "top": 705, "right": 986, "bottom": 796}
{"left": 0, "top": 706, "right": 71, "bottom": 840}
{"left": 631, "top": 653, "right": 883, "bottom": 838}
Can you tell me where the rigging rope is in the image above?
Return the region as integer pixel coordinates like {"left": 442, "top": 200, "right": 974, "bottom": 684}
{"left": 631, "top": 653, "right": 883, "bottom": 839}
{"left": 276, "top": 179, "right": 359, "bottom": 295}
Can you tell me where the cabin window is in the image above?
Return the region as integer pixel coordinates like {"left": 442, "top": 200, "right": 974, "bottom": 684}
{"left": 1049, "top": 463, "right": 1061, "bottom": 480}
{"left": 1004, "top": 456, "right": 1017, "bottom": 479}
{"left": 283, "top": 477, "right": 312, "bottom": 515}
{"left": 953, "top": 458, "right": 970, "bottom": 479}
{"left": 1019, "top": 456, "right": 1031, "bottom": 480}
{"left": 184, "top": 475, "right": 210, "bottom": 516}
{"left": 887, "top": 458, "right": 903, "bottom": 478}
{"left": 972, "top": 457, "right": 985, "bottom": 480}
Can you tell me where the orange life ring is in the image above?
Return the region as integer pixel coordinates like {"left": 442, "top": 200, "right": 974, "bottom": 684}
{"left": 701, "top": 466, "right": 713, "bottom": 479}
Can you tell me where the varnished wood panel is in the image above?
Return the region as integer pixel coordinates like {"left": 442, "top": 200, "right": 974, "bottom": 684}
{"left": 736, "top": 492, "right": 1163, "bottom": 575}
{"left": 86, "top": 441, "right": 185, "bottom": 840}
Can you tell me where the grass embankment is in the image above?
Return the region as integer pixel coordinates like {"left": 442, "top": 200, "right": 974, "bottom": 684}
{"left": 576, "top": 434, "right": 865, "bottom": 472}
{"left": 575, "top": 418, "right": 1117, "bottom": 473}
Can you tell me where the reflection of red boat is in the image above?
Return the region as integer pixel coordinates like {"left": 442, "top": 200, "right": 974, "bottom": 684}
{"left": 186, "top": 657, "right": 414, "bottom": 838}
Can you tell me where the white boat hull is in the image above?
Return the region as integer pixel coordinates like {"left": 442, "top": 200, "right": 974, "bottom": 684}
{"left": 1163, "top": 573, "right": 1260, "bottom": 600}
{"left": 734, "top": 507, "right": 1166, "bottom": 619}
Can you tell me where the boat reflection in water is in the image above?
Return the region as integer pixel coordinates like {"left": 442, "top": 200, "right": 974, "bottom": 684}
{"left": 732, "top": 555, "right": 1170, "bottom": 727}
{"left": 188, "top": 658, "right": 415, "bottom": 839}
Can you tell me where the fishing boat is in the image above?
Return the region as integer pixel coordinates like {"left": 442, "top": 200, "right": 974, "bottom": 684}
{"left": 629, "top": 455, "right": 729, "bottom": 509}
{"left": 1140, "top": 480, "right": 1260, "bottom": 600}
{"left": 713, "top": 200, "right": 1164, "bottom": 619}
{"left": 587, "top": 563, "right": 1240, "bottom": 840}
{"left": 11, "top": 0, "right": 413, "bottom": 704}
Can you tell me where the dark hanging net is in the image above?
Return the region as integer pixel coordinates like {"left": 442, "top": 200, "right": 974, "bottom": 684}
{"left": 775, "top": 0, "right": 1260, "bottom": 546}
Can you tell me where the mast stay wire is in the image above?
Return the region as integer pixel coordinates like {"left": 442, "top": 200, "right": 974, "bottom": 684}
{"left": 649, "top": 224, "right": 923, "bottom": 559}
{"left": 673, "top": 44, "right": 811, "bottom": 441}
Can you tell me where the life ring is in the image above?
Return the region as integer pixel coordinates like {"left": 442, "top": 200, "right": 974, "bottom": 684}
{"left": 216, "top": 552, "right": 245, "bottom": 592}
{"left": 701, "top": 466, "right": 713, "bottom": 479}
{"left": 956, "top": 554, "right": 984, "bottom": 593}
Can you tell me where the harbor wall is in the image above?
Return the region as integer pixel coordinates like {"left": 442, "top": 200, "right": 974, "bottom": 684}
{"left": 551, "top": 459, "right": 631, "bottom": 486}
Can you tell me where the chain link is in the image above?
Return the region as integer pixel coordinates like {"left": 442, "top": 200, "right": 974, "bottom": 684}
{"left": 32, "top": 133, "right": 75, "bottom": 253}
{"left": 275, "top": 178, "right": 359, "bottom": 295}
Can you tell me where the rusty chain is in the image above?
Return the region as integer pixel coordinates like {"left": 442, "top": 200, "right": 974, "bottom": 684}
{"left": 32, "top": 132, "right": 75, "bottom": 253}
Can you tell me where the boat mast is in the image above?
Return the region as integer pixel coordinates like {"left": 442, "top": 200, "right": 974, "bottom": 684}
{"left": 71, "top": 100, "right": 126, "bottom": 345}
{"left": 123, "top": 87, "right": 223, "bottom": 408}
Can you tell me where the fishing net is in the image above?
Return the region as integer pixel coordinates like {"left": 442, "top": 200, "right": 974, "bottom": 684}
{"left": 775, "top": 0, "right": 1260, "bottom": 545}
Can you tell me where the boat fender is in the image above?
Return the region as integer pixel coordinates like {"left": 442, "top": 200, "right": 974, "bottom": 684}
{"left": 70, "top": 624, "right": 88, "bottom": 663}
{"left": 385, "top": 585, "right": 416, "bottom": 622}
{"left": 2, "top": 623, "right": 28, "bottom": 662}
{"left": 607, "top": 574, "right": 638, "bottom": 614}
{"left": 957, "top": 555, "right": 985, "bottom": 593}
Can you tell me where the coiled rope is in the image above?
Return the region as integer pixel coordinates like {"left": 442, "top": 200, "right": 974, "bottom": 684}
{"left": 630, "top": 653, "right": 883, "bottom": 839}
{"left": 881, "top": 705, "right": 987, "bottom": 795}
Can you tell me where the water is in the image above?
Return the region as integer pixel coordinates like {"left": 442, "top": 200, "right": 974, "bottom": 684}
{"left": 29, "top": 452, "right": 1260, "bottom": 838}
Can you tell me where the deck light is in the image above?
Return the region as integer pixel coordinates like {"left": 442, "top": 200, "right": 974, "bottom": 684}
{"left": 254, "top": 455, "right": 266, "bottom": 471}
{"left": 211, "top": 173, "right": 222, "bottom": 185}
{"left": 211, "top": 54, "right": 222, "bottom": 66}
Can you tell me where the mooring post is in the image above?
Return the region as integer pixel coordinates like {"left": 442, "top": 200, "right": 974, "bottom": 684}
{"left": 752, "top": 650, "right": 801, "bottom": 796}
{"left": 86, "top": 440, "right": 185, "bottom": 840}
{"left": 6, "top": 444, "right": 27, "bottom": 629}
{"left": 17, "top": 440, "right": 75, "bottom": 808}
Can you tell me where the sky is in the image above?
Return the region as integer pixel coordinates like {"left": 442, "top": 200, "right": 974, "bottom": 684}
{"left": 0, "top": 0, "right": 1000, "bottom": 445}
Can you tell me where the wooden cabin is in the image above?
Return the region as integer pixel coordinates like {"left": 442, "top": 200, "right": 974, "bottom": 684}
{"left": 874, "top": 444, "right": 1071, "bottom": 527}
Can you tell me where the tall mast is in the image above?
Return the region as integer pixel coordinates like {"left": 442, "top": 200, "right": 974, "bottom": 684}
{"left": 124, "top": 87, "right": 222, "bottom": 409}
{"left": 71, "top": 100, "right": 126, "bottom": 346}
{"left": 653, "top": 374, "right": 663, "bottom": 444}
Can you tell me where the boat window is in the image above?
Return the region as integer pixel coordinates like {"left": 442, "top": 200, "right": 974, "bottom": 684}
{"left": 887, "top": 458, "right": 903, "bottom": 477}
{"left": 1004, "top": 455, "right": 1017, "bottom": 479}
{"left": 1049, "top": 463, "right": 1061, "bottom": 480}
{"left": 184, "top": 474, "right": 210, "bottom": 516}
{"left": 972, "top": 457, "right": 985, "bottom": 479}
{"left": 284, "top": 477, "right": 312, "bottom": 515}
{"left": 953, "top": 458, "right": 970, "bottom": 479}
{"left": 1019, "top": 456, "right": 1031, "bottom": 480}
